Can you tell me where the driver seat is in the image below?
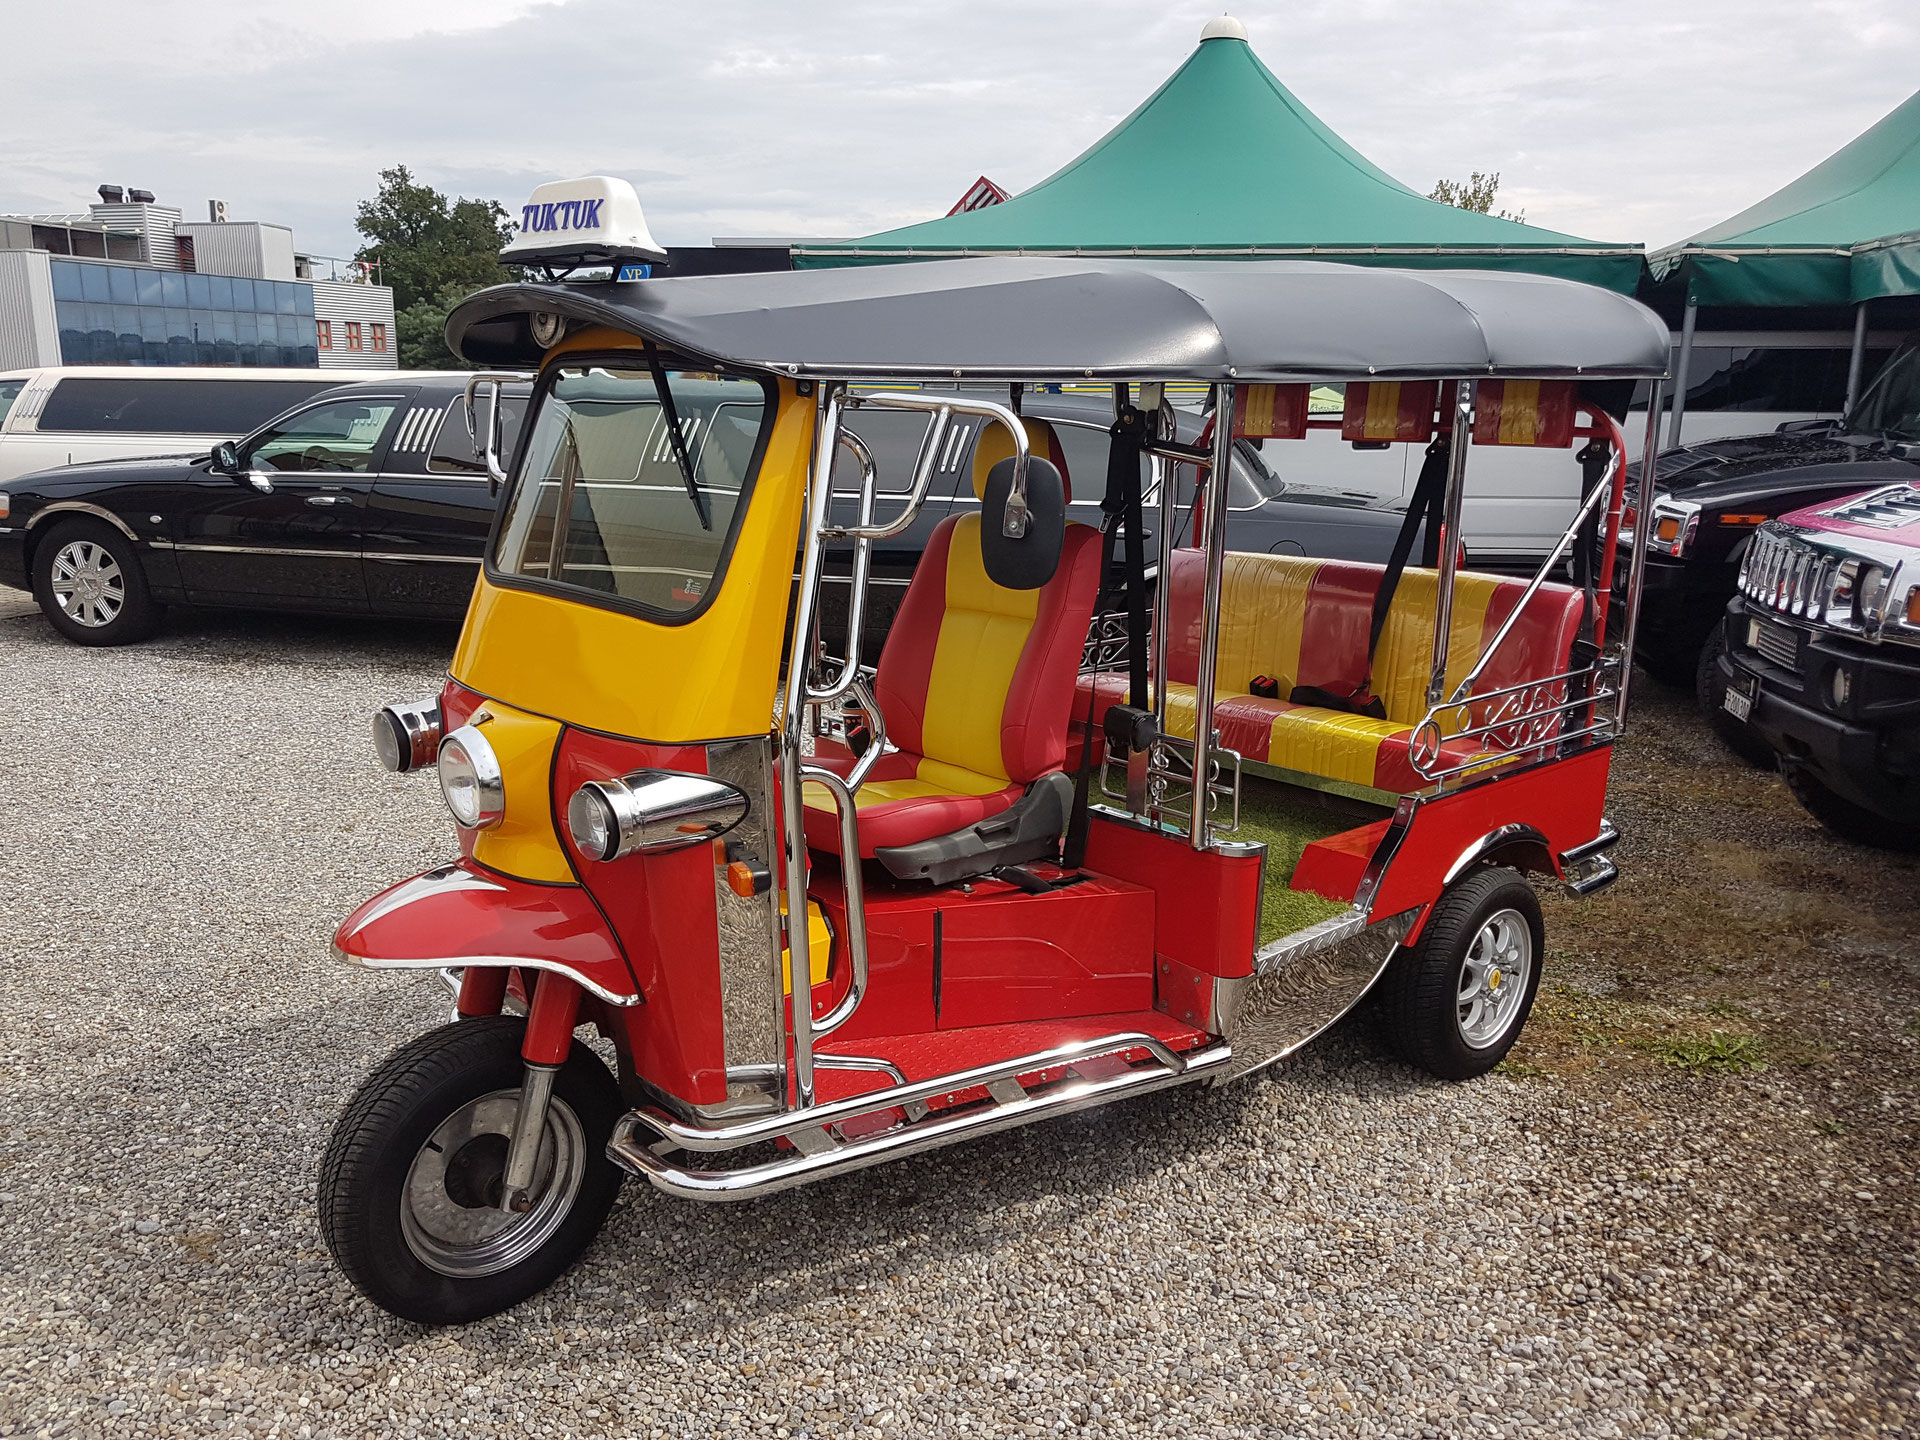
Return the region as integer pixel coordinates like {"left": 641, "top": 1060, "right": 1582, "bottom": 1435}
{"left": 803, "top": 420, "right": 1102, "bottom": 868}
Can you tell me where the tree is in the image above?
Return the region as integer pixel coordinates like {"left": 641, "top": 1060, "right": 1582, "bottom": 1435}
{"left": 1428, "top": 171, "right": 1526, "bottom": 224}
{"left": 354, "top": 166, "right": 515, "bottom": 369}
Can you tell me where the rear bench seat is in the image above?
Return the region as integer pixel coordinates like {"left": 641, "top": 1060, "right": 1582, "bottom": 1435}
{"left": 1078, "top": 550, "right": 1587, "bottom": 794}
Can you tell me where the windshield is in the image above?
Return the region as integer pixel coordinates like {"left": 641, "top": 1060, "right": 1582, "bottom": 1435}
{"left": 493, "top": 364, "right": 771, "bottom": 618}
{"left": 1848, "top": 340, "right": 1920, "bottom": 442}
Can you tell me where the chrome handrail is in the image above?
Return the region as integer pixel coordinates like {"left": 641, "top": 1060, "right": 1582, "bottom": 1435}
{"left": 1445, "top": 441, "right": 1621, "bottom": 707}
{"left": 1408, "top": 659, "right": 1622, "bottom": 783}
{"left": 808, "top": 427, "right": 879, "bottom": 705}
{"left": 833, "top": 392, "right": 1032, "bottom": 541}
{"left": 792, "top": 766, "right": 869, "bottom": 1038}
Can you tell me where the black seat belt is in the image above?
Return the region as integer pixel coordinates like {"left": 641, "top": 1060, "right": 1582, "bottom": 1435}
{"left": 1560, "top": 436, "right": 1610, "bottom": 746}
{"left": 1063, "top": 390, "right": 1151, "bottom": 868}
{"left": 1358, "top": 435, "right": 1450, "bottom": 699}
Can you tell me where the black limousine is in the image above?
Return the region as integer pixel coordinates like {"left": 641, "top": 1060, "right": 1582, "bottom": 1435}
{"left": 0, "top": 375, "right": 531, "bottom": 644}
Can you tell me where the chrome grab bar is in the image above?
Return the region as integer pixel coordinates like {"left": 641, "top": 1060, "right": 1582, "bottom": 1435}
{"left": 808, "top": 427, "right": 879, "bottom": 706}
{"left": 461, "top": 371, "right": 521, "bottom": 490}
{"left": 793, "top": 766, "right": 870, "bottom": 1038}
{"left": 1408, "top": 659, "right": 1622, "bottom": 783}
{"left": 1444, "top": 436, "right": 1622, "bottom": 707}
{"left": 837, "top": 392, "right": 1032, "bottom": 540}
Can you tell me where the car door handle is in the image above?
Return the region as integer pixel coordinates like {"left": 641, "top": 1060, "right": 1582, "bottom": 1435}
{"left": 306, "top": 494, "right": 354, "bottom": 507}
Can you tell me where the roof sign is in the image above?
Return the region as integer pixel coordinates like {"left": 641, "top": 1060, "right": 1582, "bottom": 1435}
{"left": 501, "top": 176, "right": 667, "bottom": 270}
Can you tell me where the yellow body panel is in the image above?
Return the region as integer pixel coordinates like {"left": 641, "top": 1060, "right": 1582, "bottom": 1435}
{"left": 919, "top": 514, "right": 1037, "bottom": 780}
{"left": 451, "top": 342, "right": 813, "bottom": 742}
{"left": 465, "top": 701, "right": 572, "bottom": 883}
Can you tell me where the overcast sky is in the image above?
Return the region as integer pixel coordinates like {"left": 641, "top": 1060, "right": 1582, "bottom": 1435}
{"left": 4, "top": 0, "right": 1916, "bottom": 263}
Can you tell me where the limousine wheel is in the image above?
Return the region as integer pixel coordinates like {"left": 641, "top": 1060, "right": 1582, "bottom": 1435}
{"left": 1379, "top": 866, "right": 1544, "bottom": 1081}
{"left": 318, "top": 1015, "right": 624, "bottom": 1325}
{"left": 32, "top": 519, "right": 163, "bottom": 647}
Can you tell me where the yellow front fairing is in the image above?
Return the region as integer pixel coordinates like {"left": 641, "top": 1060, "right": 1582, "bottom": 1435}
{"left": 452, "top": 330, "right": 811, "bottom": 743}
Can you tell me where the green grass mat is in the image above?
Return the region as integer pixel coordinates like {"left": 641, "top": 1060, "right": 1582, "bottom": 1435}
{"left": 1226, "top": 776, "right": 1374, "bottom": 946}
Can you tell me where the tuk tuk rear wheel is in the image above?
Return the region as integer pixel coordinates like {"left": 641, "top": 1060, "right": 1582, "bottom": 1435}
{"left": 318, "top": 1015, "right": 623, "bottom": 1325}
{"left": 1379, "top": 866, "right": 1544, "bottom": 1081}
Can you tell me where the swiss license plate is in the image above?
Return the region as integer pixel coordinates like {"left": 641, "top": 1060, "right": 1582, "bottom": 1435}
{"left": 1722, "top": 672, "right": 1757, "bottom": 723}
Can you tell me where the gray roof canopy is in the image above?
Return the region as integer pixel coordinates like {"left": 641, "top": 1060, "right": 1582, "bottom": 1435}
{"left": 448, "top": 257, "right": 1670, "bottom": 382}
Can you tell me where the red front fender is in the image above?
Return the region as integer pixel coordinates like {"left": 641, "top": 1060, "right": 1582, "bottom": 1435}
{"left": 332, "top": 862, "right": 642, "bottom": 1007}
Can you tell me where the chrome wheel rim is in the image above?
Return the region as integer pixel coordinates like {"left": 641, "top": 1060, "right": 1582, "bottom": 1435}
{"left": 49, "top": 539, "right": 125, "bottom": 628}
{"left": 399, "top": 1089, "right": 586, "bottom": 1279}
{"left": 1457, "top": 907, "right": 1533, "bottom": 1049}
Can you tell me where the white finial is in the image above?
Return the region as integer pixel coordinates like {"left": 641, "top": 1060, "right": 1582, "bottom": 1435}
{"left": 1200, "top": 14, "right": 1248, "bottom": 41}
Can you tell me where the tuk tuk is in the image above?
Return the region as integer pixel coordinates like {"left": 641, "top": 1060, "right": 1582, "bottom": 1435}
{"left": 321, "top": 178, "right": 1670, "bottom": 1324}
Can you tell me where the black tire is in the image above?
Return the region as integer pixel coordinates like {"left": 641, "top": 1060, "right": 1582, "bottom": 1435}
{"left": 1378, "top": 866, "right": 1545, "bottom": 1081}
{"left": 1782, "top": 767, "right": 1920, "bottom": 853}
{"left": 30, "top": 518, "right": 164, "bottom": 646}
{"left": 318, "top": 1015, "right": 624, "bottom": 1325}
{"left": 1695, "top": 625, "right": 1776, "bottom": 767}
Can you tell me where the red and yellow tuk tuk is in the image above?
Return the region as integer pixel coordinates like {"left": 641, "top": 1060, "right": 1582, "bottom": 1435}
{"left": 322, "top": 187, "right": 1670, "bottom": 1322}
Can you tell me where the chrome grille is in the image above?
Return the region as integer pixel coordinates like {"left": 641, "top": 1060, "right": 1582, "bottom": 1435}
{"left": 1748, "top": 616, "right": 1799, "bottom": 670}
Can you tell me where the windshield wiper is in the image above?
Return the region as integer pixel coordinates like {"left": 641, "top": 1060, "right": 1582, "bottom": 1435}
{"left": 644, "top": 342, "right": 710, "bottom": 531}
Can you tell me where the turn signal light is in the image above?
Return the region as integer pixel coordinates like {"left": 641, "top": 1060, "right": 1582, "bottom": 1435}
{"left": 1654, "top": 515, "right": 1682, "bottom": 543}
{"left": 1906, "top": 586, "right": 1920, "bottom": 627}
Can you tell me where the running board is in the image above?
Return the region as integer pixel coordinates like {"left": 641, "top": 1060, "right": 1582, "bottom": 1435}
{"left": 608, "top": 1031, "right": 1233, "bottom": 1201}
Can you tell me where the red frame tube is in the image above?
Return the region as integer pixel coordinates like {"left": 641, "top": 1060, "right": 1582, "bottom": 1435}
{"left": 456, "top": 966, "right": 508, "bottom": 1018}
{"left": 522, "top": 974, "right": 583, "bottom": 1067}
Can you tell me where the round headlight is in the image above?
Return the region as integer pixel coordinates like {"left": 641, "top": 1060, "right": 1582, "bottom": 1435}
{"left": 438, "top": 725, "right": 505, "bottom": 830}
{"left": 1856, "top": 564, "right": 1889, "bottom": 623}
{"left": 372, "top": 698, "right": 442, "bottom": 773}
{"left": 1830, "top": 666, "right": 1852, "bottom": 709}
{"left": 567, "top": 786, "right": 618, "bottom": 862}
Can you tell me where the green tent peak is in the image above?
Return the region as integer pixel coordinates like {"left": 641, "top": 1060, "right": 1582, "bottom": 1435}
{"left": 799, "top": 24, "right": 1634, "bottom": 272}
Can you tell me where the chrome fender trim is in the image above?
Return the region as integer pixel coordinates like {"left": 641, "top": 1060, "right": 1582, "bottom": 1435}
{"left": 330, "top": 945, "right": 641, "bottom": 1007}
{"left": 23, "top": 502, "right": 141, "bottom": 543}
{"left": 1443, "top": 822, "right": 1552, "bottom": 885}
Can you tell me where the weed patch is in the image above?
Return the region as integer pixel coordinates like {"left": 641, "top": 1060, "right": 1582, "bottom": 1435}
{"left": 1645, "top": 1031, "right": 1768, "bottom": 1074}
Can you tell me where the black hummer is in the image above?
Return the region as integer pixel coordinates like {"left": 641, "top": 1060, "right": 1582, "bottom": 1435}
{"left": 1627, "top": 336, "right": 1920, "bottom": 756}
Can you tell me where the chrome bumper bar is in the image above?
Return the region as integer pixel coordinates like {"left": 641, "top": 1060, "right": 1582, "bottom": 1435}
{"left": 607, "top": 1031, "right": 1232, "bottom": 1201}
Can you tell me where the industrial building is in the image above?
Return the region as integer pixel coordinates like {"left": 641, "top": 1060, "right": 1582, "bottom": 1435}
{"left": 0, "top": 187, "right": 396, "bottom": 372}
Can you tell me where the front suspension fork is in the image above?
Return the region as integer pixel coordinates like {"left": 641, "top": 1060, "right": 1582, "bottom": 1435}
{"left": 495, "top": 971, "right": 581, "bottom": 1214}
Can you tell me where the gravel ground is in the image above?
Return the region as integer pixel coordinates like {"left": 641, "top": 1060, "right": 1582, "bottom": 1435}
{"left": 0, "top": 589, "right": 1914, "bottom": 1440}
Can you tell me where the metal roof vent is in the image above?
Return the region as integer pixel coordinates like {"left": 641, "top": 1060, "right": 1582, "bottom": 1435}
{"left": 97, "top": 184, "right": 124, "bottom": 204}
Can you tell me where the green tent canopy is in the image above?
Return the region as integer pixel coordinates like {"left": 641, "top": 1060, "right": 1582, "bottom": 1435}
{"left": 1649, "top": 89, "right": 1920, "bottom": 306}
{"left": 794, "top": 21, "right": 1642, "bottom": 293}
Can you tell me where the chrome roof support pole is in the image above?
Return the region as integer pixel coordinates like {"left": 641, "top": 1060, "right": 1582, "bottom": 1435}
{"left": 1844, "top": 301, "right": 1870, "bottom": 415}
{"left": 778, "top": 382, "right": 845, "bottom": 1111}
{"left": 1426, "top": 380, "right": 1477, "bottom": 710}
{"left": 1615, "top": 380, "right": 1664, "bottom": 731}
{"left": 1666, "top": 298, "right": 1696, "bottom": 451}
{"left": 1189, "top": 383, "right": 1234, "bottom": 850}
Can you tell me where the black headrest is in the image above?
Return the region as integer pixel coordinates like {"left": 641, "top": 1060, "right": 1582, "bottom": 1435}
{"left": 980, "top": 456, "right": 1065, "bottom": 591}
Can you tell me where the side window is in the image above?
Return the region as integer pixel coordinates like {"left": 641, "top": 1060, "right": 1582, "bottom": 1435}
{"left": 37, "top": 377, "right": 335, "bottom": 434}
{"left": 247, "top": 399, "right": 400, "bottom": 474}
{"left": 425, "top": 395, "right": 530, "bottom": 476}
{"left": 0, "top": 379, "right": 24, "bottom": 426}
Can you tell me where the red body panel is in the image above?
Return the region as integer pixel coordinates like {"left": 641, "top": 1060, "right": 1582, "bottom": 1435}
{"left": 552, "top": 728, "right": 731, "bottom": 1108}
{"left": 1080, "top": 813, "right": 1262, "bottom": 979}
{"left": 1292, "top": 819, "right": 1392, "bottom": 903}
{"left": 1368, "top": 747, "right": 1612, "bottom": 926}
{"left": 811, "top": 864, "right": 1157, "bottom": 1038}
{"left": 333, "top": 861, "right": 637, "bottom": 1004}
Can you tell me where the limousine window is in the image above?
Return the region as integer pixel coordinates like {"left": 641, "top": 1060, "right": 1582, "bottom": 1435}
{"left": 36, "top": 377, "right": 337, "bottom": 436}
{"left": 428, "top": 396, "right": 530, "bottom": 475}
{"left": 249, "top": 400, "right": 401, "bottom": 473}
{"left": 0, "top": 379, "right": 23, "bottom": 425}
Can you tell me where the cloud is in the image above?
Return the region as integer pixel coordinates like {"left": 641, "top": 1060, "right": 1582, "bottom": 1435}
{"left": 2, "top": 0, "right": 1916, "bottom": 260}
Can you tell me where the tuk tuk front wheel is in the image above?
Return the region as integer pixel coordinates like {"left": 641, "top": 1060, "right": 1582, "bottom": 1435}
{"left": 318, "top": 1014, "right": 623, "bottom": 1325}
{"left": 1379, "top": 866, "right": 1544, "bottom": 1081}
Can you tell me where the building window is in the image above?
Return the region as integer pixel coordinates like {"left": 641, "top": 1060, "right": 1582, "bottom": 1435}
{"left": 346, "top": 322, "right": 364, "bottom": 351}
{"left": 371, "top": 323, "right": 388, "bottom": 353}
{"left": 316, "top": 320, "right": 332, "bottom": 351}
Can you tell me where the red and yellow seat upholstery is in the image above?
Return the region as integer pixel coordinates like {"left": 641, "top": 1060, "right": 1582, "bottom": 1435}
{"left": 1078, "top": 550, "right": 1585, "bottom": 794}
{"left": 804, "top": 420, "right": 1102, "bottom": 857}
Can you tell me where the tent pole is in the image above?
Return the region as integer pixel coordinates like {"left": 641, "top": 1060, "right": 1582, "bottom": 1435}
{"left": 1666, "top": 298, "right": 1696, "bottom": 451}
{"left": 1843, "top": 301, "right": 1870, "bottom": 415}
